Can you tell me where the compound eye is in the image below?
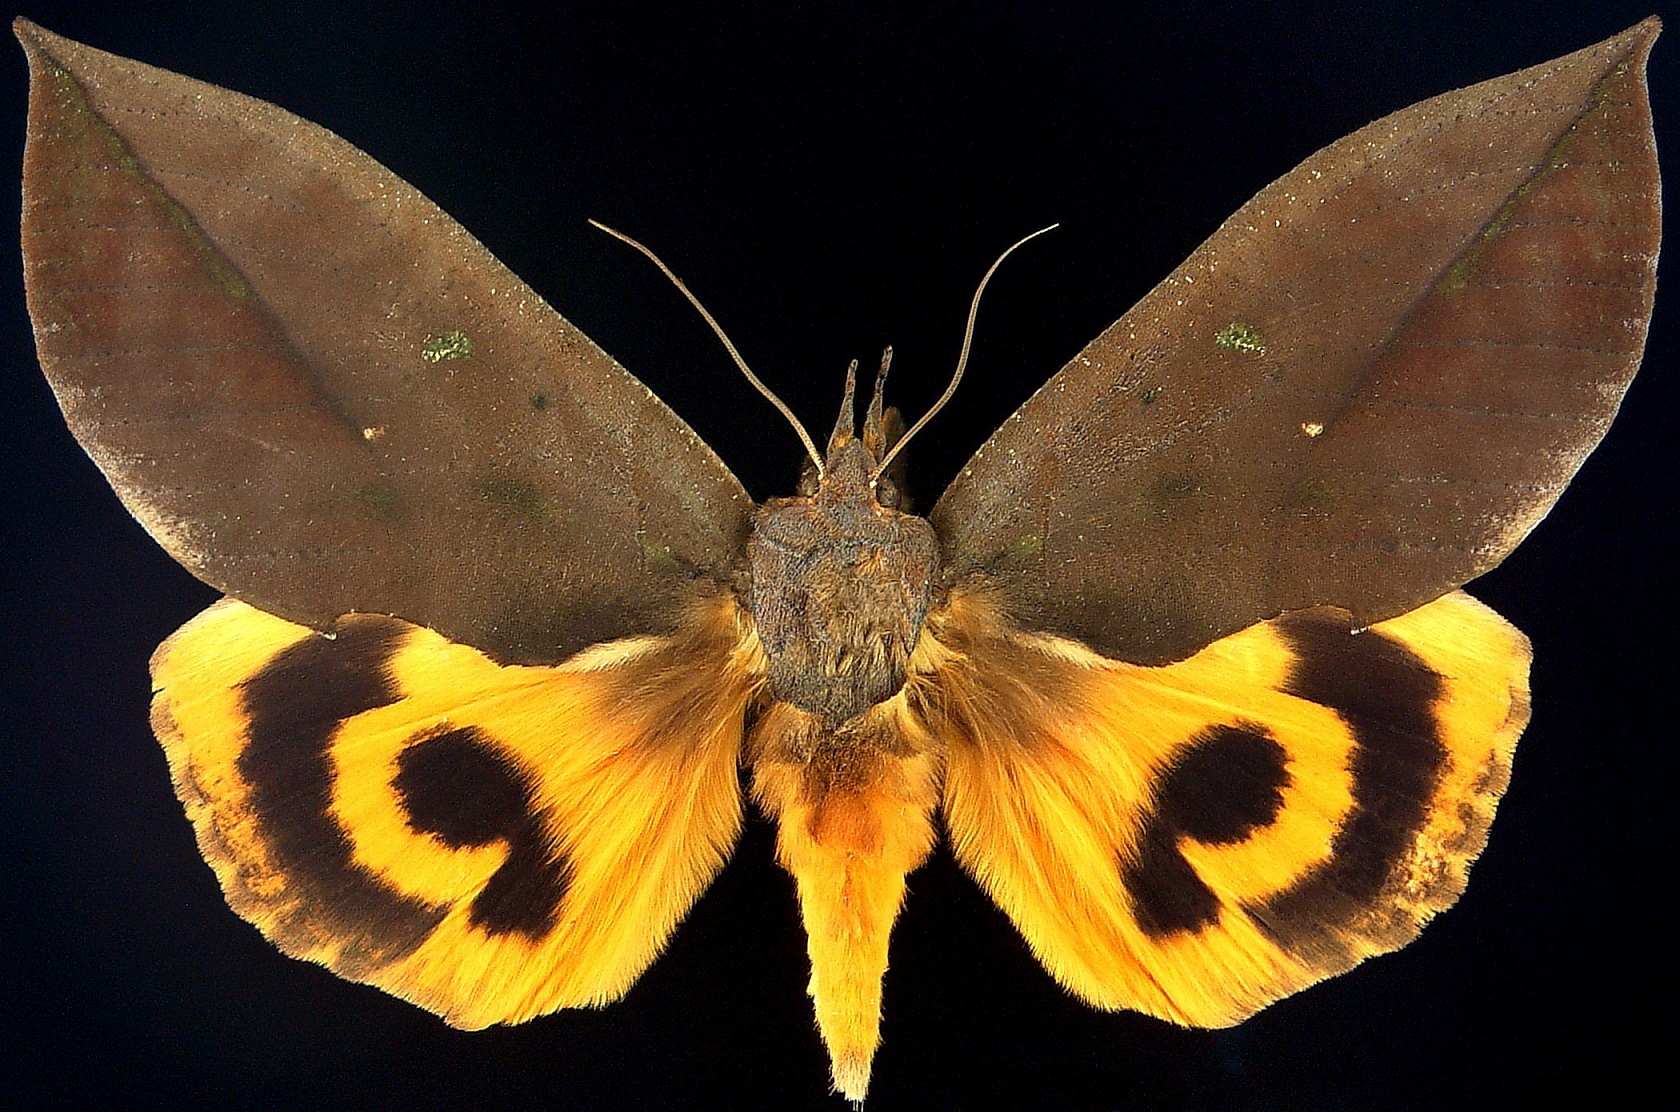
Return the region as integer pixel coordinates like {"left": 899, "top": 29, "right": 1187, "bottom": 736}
{"left": 796, "top": 467, "right": 820, "bottom": 497}
{"left": 875, "top": 476, "right": 901, "bottom": 509}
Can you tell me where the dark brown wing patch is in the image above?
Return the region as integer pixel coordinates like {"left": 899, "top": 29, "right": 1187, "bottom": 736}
{"left": 237, "top": 614, "right": 444, "bottom": 971}
{"left": 1252, "top": 612, "right": 1449, "bottom": 961}
{"left": 394, "top": 726, "right": 574, "bottom": 938}
{"left": 1124, "top": 724, "right": 1291, "bottom": 938}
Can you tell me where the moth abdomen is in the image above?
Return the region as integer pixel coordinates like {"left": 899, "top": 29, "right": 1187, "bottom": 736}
{"left": 747, "top": 696, "right": 942, "bottom": 1101}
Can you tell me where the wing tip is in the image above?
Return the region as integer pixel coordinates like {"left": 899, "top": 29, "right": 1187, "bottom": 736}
{"left": 1625, "top": 14, "right": 1662, "bottom": 47}
{"left": 12, "top": 16, "right": 47, "bottom": 50}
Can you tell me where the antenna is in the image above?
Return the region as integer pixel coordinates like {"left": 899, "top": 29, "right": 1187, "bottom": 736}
{"left": 589, "top": 219, "right": 826, "bottom": 476}
{"left": 872, "top": 225, "right": 1058, "bottom": 480}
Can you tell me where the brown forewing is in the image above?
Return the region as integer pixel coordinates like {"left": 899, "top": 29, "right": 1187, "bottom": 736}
{"left": 931, "top": 20, "right": 1660, "bottom": 665}
{"left": 17, "top": 19, "right": 750, "bottom": 665}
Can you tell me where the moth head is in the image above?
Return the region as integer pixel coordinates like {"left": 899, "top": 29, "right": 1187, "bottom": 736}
{"left": 798, "top": 349, "right": 910, "bottom": 510}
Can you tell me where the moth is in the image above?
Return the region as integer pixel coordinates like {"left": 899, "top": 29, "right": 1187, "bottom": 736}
{"left": 15, "top": 16, "right": 1660, "bottom": 1103}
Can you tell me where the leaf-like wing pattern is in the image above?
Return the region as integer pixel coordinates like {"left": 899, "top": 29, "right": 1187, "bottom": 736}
{"left": 18, "top": 19, "right": 749, "bottom": 664}
{"left": 933, "top": 20, "right": 1660, "bottom": 664}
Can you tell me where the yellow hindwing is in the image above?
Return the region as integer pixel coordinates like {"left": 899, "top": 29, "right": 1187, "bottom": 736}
{"left": 151, "top": 595, "right": 757, "bottom": 1028}
{"left": 932, "top": 588, "right": 1530, "bottom": 1027}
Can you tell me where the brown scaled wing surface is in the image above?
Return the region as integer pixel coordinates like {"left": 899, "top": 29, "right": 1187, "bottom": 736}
{"left": 933, "top": 20, "right": 1660, "bottom": 665}
{"left": 17, "top": 20, "right": 749, "bottom": 666}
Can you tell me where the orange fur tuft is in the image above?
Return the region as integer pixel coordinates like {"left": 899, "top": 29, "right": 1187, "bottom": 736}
{"left": 749, "top": 699, "right": 941, "bottom": 1101}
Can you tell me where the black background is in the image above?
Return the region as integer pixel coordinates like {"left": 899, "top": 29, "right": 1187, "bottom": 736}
{"left": 3, "top": 2, "right": 1675, "bottom": 1109}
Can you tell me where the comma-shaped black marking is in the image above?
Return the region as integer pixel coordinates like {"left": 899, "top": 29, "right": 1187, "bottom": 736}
{"left": 395, "top": 726, "right": 573, "bottom": 938}
{"left": 1250, "top": 610, "right": 1446, "bottom": 962}
{"left": 1123, "top": 723, "right": 1291, "bottom": 937}
{"left": 238, "top": 616, "right": 446, "bottom": 972}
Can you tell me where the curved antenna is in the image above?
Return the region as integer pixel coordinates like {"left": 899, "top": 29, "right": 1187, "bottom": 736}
{"left": 872, "top": 224, "right": 1058, "bottom": 481}
{"left": 589, "top": 219, "right": 826, "bottom": 475}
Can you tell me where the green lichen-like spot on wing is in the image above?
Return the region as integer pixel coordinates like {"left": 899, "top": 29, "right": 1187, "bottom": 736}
{"left": 16, "top": 19, "right": 749, "bottom": 665}
{"left": 932, "top": 20, "right": 1660, "bottom": 665}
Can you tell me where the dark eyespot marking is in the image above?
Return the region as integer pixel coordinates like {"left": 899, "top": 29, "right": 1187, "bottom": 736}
{"left": 1159, "top": 726, "right": 1292, "bottom": 845}
{"left": 1250, "top": 609, "right": 1446, "bottom": 961}
{"left": 1122, "top": 724, "right": 1290, "bottom": 938}
{"left": 395, "top": 727, "right": 573, "bottom": 938}
{"left": 239, "top": 615, "right": 444, "bottom": 971}
{"left": 396, "top": 727, "right": 527, "bottom": 846}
